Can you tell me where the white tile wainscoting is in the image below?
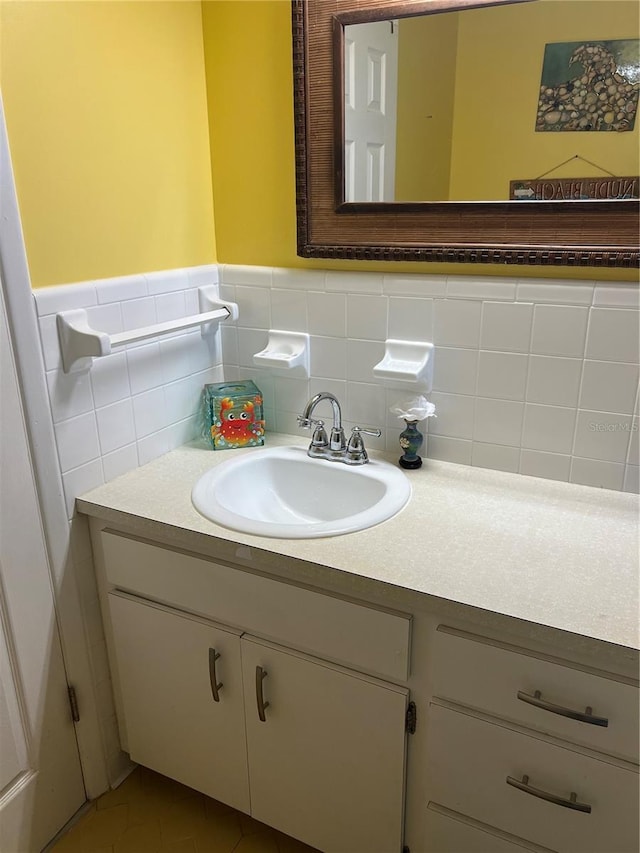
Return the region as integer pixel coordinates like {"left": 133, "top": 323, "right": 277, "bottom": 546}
{"left": 219, "top": 265, "right": 639, "bottom": 494}
{"left": 35, "top": 264, "right": 639, "bottom": 511}
{"left": 33, "top": 263, "right": 639, "bottom": 786}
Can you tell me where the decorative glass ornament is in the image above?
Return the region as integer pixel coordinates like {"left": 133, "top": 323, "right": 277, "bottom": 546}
{"left": 398, "top": 419, "right": 423, "bottom": 469}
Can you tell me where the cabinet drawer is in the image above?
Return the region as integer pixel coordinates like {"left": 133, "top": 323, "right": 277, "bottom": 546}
{"left": 427, "top": 703, "right": 639, "bottom": 853}
{"left": 432, "top": 627, "right": 639, "bottom": 762}
{"left": 425, "top": 805, "right": 557, "bottom": 853}
{"left": 99, "top": 530, "right": 410, "bottom": 681}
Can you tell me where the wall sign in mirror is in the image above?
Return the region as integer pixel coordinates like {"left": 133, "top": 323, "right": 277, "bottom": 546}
{"left": 292, "top": 0, "right": 640, "bottom": 267}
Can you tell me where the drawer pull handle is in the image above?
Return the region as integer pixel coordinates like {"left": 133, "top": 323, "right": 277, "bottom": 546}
{"left": 208, "top": 648, "right": 223, "bottom": 702}
{"left": 256, "top": 666, "right": 270, "bottom": 722}
{"left": 506, "top": 775, "right": 592, "bottom": 814}
{"left": 517, "top": 690, "right": 608, "bottom": 727}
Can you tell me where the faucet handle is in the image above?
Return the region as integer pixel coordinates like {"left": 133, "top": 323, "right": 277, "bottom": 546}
{"left": 345, "top": 426, "right": 382, "bottom": 465}
{"left": 310, "top": 419, "right": 328, "bottom": 448}
{"left": 352, "top": 426, "right": 381, "bottom": 439}
{"left": 298, "top": 415, "right": 329, "bottom": 451}
{"left": 297, "top": 415, "right": 321, "bottom": 429}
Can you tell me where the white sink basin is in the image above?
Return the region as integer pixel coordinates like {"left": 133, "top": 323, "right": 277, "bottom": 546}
{"left": 191, "top": 445, "right": 411, "bottom": 538}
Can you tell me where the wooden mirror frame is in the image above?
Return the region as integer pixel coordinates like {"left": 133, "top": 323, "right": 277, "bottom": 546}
{"left": 292, "top": 0, "right": 640, "bottom": 268}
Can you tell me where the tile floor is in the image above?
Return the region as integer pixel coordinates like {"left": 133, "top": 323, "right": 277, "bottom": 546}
{"left": 51, "top": 766, "right": 318, "bottom": 853}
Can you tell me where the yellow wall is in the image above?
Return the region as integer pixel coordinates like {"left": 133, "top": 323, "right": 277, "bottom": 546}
{"left": 0, "top": 0, "right": 636, "bottom": 285}
{"left": 0, "top": 0, "right": 216, "bottom": 288}
{"left": 201, "top": 0, "right": 635, "bottom": 281}
{"left": 395, "top": 13, "right": 458, "bottom": 201}
{"left": 449, "top": 1, "right": 640, "bottom": 200}
{"left": 202, "top": 0, "right": 298, "bottom": 271}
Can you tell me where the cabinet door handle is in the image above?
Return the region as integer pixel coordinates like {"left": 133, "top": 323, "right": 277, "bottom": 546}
{"left": 517, "top": 689, "right": 608, "bottom": 727}
{"left": 208, "top": 648, "right": 223, "bottom": 702}
{"left": 255, "top": 666, "right": 270, "bottom": 722}
{"left": 506, "top": 774, "right": 591, "bottom": 813}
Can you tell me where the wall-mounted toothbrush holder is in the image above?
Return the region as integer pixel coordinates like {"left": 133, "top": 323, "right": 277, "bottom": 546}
{"left": 373, "top": 340, "right": 434, "bottom": 392}
{"left": 253, "top": 330, "right": 310, "bottom": 377}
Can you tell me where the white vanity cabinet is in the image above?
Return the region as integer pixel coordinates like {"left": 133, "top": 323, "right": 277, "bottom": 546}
{"left": 240, "top": 636, "right": 407, "bottom": 853}
{"left": 77, "top": 439, "right": 639, "bottom": 853}
{"left": 108, "top": 593, "right": 250, "bottom": 811}
{"left": 92, "top": 526, "right": 411, "bottom": 853}
{"left": 423, "top": 626, "right": 640, "bottom": 853}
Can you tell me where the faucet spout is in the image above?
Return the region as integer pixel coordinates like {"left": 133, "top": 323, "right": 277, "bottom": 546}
{"left": 302, "top": 392, "right": 342, "bottom": 430}
{"left": 299, "top": 392, "right": 345, "bottom": 454}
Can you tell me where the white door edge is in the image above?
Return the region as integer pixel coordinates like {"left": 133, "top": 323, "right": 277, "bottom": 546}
{"left": 0, "top": 93, "right": 109, "bottom": 799}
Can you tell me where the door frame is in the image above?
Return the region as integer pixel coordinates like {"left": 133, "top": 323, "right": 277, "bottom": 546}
{"left": 0, "top": 94, "right": 108, "bottom": 798}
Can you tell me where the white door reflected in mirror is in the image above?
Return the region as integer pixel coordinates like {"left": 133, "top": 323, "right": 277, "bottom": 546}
{"left": 344, "top": 20, "right": 398, "bottom": 202}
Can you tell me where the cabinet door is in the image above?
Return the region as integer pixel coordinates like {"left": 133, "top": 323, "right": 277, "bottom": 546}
{"left": 108, "top": 592, "right": 250, "bottom": 812}
{"left": 241, "top": 636, "right": 408, "bottom": 853}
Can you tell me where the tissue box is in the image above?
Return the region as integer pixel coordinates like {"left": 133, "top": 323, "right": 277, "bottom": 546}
{"left": 203, "top": 381, "right": 265, "bottom": 450}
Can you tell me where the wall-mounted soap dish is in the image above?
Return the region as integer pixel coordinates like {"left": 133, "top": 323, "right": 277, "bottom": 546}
{"left": 373, "top": 339, "right": 434, "bottom": 392}
{"left": 253, "top": 330, "right": 310, "bottom": 377}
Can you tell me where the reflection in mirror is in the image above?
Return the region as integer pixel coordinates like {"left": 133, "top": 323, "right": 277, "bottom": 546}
{"left": 343, "top": 0, "right": 640, "bottom": 203}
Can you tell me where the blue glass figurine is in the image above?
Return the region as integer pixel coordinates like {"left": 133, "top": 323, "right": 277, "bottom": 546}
{"left": 398, "top": 419, "right": 424, "bottom": 469}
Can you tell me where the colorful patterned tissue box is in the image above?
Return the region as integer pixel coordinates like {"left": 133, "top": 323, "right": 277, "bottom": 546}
{"left": 203, "top": 381, "right": 265, "bottom": 450}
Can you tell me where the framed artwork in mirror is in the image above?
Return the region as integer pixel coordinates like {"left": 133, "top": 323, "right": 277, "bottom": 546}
{"left": 292, "top": 0, "right": 640, "bottom": 267}
{"left": 535, "top": 40, "right": 639, "bottom": 133}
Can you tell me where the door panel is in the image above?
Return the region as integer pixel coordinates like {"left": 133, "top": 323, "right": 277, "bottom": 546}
{"left": 0, "top": 634, "right": 28, "bottom": 790}
{"left": 241, "top": 636, "right": 408, "bottom": 853}
{"left": 0, "top": 280, "right": 85, "bottom": 852}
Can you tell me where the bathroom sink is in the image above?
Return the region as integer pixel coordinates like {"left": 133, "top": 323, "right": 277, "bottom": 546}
{"left": 191, "top": 445, "right": 411, "bottom": 538}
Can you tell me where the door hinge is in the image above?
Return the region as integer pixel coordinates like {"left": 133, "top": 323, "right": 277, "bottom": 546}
{"left": 68, "top": 686, "right": 80, "bottom": 723}
{"left": 405, "top": 701, "right": 416, "bottom": 734}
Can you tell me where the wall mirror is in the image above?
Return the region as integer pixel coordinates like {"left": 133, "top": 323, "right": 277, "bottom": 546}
{"left": 292, "top": 0, "right": 640, "bottom": 267}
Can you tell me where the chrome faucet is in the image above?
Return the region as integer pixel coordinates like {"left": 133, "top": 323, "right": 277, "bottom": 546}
{"left": 298, "top": 392, "right": 346, "bottom": 456}
{"left": 297, "top": 392, "right": 381, "bottom": 465}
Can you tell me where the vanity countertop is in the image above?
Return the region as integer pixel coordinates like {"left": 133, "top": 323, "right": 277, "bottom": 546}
{"left": 77, "top": 434, "right": 639, "bottom": 660}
